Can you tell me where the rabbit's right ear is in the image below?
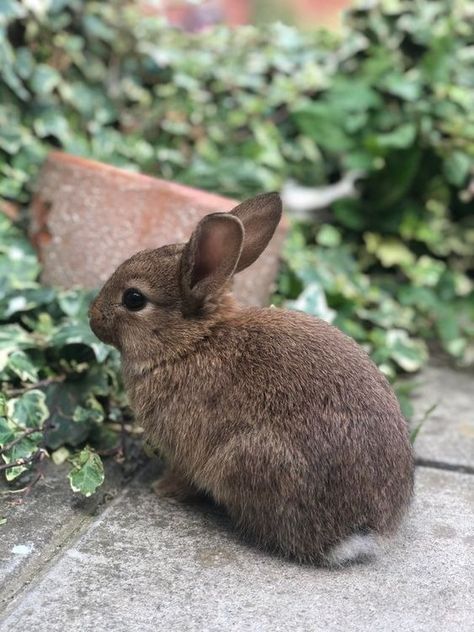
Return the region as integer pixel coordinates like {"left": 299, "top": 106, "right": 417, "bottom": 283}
{"left": 230, "top": 192, "right": 282, "bottom": 273}
{"left": 181, "top": 213, "right": 244, "bottom": 309}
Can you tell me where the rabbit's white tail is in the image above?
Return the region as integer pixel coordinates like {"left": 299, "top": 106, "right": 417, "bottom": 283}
{"left": 324, "top": 533, "right": 380, "bottom": 567}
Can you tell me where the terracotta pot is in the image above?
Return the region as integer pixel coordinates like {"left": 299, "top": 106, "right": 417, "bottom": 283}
{"left": 29, "top": 152, "right": 287, "bottom": 306}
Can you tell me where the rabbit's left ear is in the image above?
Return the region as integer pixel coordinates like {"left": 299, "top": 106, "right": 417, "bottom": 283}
{"left": 230, "top": 192, "right": 282, "bottom": 273}
{"left": 181, "top": 213, "right": 244, "bottom": 306}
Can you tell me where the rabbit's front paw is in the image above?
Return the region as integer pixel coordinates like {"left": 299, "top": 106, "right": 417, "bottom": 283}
{"left": 151, "top": 471, "right": 201, "bottom": 502}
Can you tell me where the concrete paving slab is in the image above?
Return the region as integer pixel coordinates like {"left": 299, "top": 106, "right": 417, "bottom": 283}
{"left": 0, "top": 459, "right": 141, "bottom": 609}
{"left": 1, "top": 464, "right": 472, "bottom": 632}
{"left": 411, "top": 365, "right": 474, "bottom": 470}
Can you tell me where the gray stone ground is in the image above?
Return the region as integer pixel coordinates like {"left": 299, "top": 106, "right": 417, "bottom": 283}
{"left": 1, "top": 365, "right": 473, "bottom": 631}
{"left": 409, "top": 364, "right": 474, "bottom": 472}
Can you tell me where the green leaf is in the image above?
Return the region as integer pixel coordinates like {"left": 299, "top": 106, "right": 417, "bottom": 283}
{"left": 407, "top": 256, "right": 446, "bottom": 287}
{"left": 30, "top": 64, "right": 61, "bottom": 95}
{"left": 7, "top": 350, "right": 39, "bottom": 382}
{"left": 58, "top": 290, "right": 95, "bottom": 319}
{"left": 317, "top": 224, "right": 342, "bottom": 247}
{"left": 287, "top": 282, "right": 336, "bottom": 323}
{"left": 0, "top": 1, "right": 25, "bottom": 21}
{"left": 374, "top": 124, "right": 417, "bottom": 149}
{"left": 51, "top": 321, "right": 110, "bottom": 362}
{"left": 292, "top": 103, "right": 354, "bottom": 153}
{"left": 0, "top": 128, "right": 22, "bottom": 154}
{"left": 443, "top": 151, "right": 471, "bottom": 186}
{"left": 385, "top": 330, "right": 428, "bottom": 373}
{"left": 2, "top": 436, "right": 39, "bottom": 481}
{"left": 7, "top": 390, "right": 49, "bottom": 430}
{"left": 435, "top": 306, "right": 466, "bottom": 357}
{"left": 73, "top": 395, "right": 105, "bottom": 424}
{"left": 43, "top": 376, "right": 110, "bottom": 450}
{"left": 364, "top": 234, "right": 415, "bottom": 268}
{"left": 68, "top": 447, "right": 104, "bottom": 497}
{"left": 6, "top": 288, "right": 56, "bottom": 317}
{"left": 0, "top": 325, "right": 35, "bottom": 371}
{"left": 330, "top": 78, "right": 381, "bottom": 111}
{"left": 33, "top": 109, "right": 70, "bottom": 141}
{"left": 380, "top": 73, "right": 421, "bottom": 101}
{"left": 0, "top": 416, "right": 15, "bottom": 445}
{"left": 83, "top": 14, "right": 115, "bottom": 41}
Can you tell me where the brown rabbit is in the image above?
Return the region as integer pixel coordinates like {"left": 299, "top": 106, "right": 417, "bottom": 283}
{"left": 89, "top": 192, "right": 414, "bottom": 565}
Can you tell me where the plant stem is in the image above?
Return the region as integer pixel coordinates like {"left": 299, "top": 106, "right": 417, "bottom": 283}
{"left": 5, "top": 375, "right": 66, "bottom": 397}
{"left": 0, "top": 428, "right": 40, "bottom": 455}
{"left": 14, "top": 470, "right": 44, "bottom": 502}
{"left": 0, "top": 449, "right": 47, "bottom": 472}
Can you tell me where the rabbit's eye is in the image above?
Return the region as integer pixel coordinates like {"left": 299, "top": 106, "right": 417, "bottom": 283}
{"left": 122, "top": 288, "right": 147, "bottom": 311}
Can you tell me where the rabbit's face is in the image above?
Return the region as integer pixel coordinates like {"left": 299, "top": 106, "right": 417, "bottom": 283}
{"left": 89, "top": 245, "right": 187, "bottom": 357}
{"left": 89, "top": 193, "right": 282, "bottom": 364}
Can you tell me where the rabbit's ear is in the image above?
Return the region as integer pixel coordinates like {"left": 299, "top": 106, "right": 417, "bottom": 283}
{"left": 230, "top": 192, "right": 282, "bottom": 273}
{"left": 182, "top": 213, "right": 244, "bottom": 304}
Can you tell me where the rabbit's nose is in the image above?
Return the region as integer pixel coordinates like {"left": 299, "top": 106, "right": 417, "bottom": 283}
{"left": 89, "top": 306, "right": 116, "bottom": 346}
{"left": 89, "top": 313, "right": 106, "bottom": 342}
{"left": 89, "top": 303, "right": 104, "bottom": 332}
{"left": 88, "top": 297, "right": 101, "bottom": 320}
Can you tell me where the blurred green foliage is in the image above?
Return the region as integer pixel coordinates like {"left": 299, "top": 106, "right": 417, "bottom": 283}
{"left": 0, "top": 215, "right": 125, "bottom": 495}
{"left": 0, "top": 0, "right": 473, "bottom": 494}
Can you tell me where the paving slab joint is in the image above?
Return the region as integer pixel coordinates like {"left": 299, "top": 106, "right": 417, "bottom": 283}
{"left": 0, "top": 463, "right": 148, "bottom": 618}
{"left": 416, "top": 458, "right": 474, "bottom": 475}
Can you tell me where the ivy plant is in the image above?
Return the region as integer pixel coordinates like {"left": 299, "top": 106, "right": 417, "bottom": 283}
{"left": 0, "top": 215, "right": 127, "bottom": 496}
{"left": 0, "top": 0, "right": 472, "bottom": 496}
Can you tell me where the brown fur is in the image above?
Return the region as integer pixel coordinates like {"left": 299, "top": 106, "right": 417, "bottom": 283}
{"left": 89, "top": 192, "right": 414, "bottom": 564}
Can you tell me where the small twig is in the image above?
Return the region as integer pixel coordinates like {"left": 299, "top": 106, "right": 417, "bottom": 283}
{"left": 410, "top": 401, "right": 439, "bottom": 443}
{"left": 0, "top": 428, "right": 39, "bottom": 455}
{"left": 11, "top": 470, "right": 44, "bottom": 504}
{"left": 0, "top": 449, "right": 47, "bottom": 472}
{"left": 5, "top": 375, "right": 66, "bottom": 397}
{"left": 0, "top": 487, "right": 30, "bottom": 495}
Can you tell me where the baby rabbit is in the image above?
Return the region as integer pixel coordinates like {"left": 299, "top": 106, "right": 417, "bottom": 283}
{"left": 89, "top": 192, "right": 414, "bottom": 566}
